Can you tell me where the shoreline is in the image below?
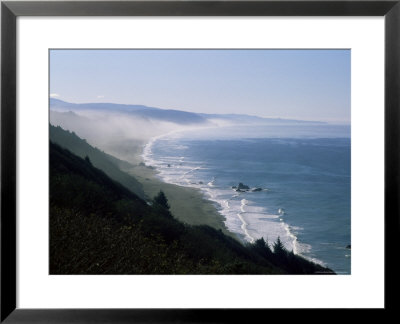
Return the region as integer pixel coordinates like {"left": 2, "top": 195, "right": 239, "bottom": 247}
{"left": 126, "top": 139, "right": 237, "bottom": 239}
{"left": 130, "top": 133, "right": 332, "bottom": 270}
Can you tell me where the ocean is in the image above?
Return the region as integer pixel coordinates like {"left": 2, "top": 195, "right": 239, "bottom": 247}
{"left": 143, "top": 123, "right": 351, "bottom": 274}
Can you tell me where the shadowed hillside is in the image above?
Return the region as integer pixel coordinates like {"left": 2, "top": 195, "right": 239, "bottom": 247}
{"left": 50, "top": 124, "right": 145, "bottom": 199}
{"left": 50, "top": 141, "right": 334, "bottom": 275}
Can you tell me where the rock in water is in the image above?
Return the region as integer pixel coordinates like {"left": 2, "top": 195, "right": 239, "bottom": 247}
{"left": 237, "top": 183, "right": 250, "bottom": 190}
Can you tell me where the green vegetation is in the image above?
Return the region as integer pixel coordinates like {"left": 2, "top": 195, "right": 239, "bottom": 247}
{"left": 51, "top": 124, "right": 230, "bottom": 234}
{"left": 129, "top": 163, "right": 231, "bottom": 233}
{"left": 153, "top": 190, "right": 171, "bottom": 210}
{"left": 50, "top": 141, "right": 334, "bottom": 274}
{"left": 50, "top": 124, "right": 145, "bottom": 199}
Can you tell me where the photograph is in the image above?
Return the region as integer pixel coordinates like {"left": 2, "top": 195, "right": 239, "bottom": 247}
{"left": 2, "top": 0, "right": 398, "bottom": 320}
{"left": 49, "top": 49, "right": 350, "bottom": 275}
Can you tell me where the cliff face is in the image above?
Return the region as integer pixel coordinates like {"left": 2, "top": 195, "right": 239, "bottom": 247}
{"left": 50, "top": 124, "right": 145, "bottom": 199}
{"left": 50, "top": 141, "right": 334, "bottom": 275}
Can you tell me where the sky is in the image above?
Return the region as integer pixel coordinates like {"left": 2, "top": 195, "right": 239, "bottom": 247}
{"left": 50, "top": 49, "right": 350, "bottom": 123}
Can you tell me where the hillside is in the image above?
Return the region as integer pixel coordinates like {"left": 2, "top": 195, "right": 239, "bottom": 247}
{"left": 50, "top": 142, "right": 334, "bottom": 274}
{"left": 50, "top": 98, "right": 210, "bottom": 125}
{"left": 50, "top": 124, "right": 145, "bottom": 199}
{"left": 50, "top": 98, "right": 324, "bottom": 126}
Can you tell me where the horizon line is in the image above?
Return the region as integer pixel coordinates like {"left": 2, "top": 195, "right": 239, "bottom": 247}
{"left": 49, "top": 97, "right": 350, "bottom": 125}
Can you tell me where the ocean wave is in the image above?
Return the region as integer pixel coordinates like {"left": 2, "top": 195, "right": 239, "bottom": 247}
{"left": 141, "top": 134, "right": 326, "bottom": 267}
{"left": 207, "top": 177, "right": 216, "bottom": 187}
{"left": 180, "top": 166, "right": 203, "bottom": 179}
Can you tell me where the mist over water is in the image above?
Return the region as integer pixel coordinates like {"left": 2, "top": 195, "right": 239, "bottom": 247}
{"left": 143, "top": 124, "right": 351, "bottom": 274}
{"left": 50, "top": 100, "right": 351, "bottom": 274}
{"left": 50, "top": 108, "right": 203, "bottom": 163}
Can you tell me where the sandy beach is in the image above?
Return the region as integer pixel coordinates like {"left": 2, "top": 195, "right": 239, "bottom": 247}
{"left": 126, "top": 141, "right": 235, "bottom": 238}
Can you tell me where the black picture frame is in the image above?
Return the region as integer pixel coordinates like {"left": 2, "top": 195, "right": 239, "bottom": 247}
{"left": 1, "top": 0, "right": 399, "bottom": 322}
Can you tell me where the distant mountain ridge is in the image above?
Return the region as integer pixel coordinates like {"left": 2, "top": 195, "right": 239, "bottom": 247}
{"left": 50, "top": 98, "right": 325, "bottom": 125}
{"left": 50, "top": 98, "right": 210, "bottom": 125}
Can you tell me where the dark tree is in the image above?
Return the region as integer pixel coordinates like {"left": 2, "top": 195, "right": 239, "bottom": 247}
{"left": 255, "top": 237, "right": 270, "bottom": 252}
{"left": 252, "top": 237, "right": 273, "bottom": 258}
{"left": 273, "top": 237, "right": 286, "bottom": 256}
{"left": 153, "top": 190, "right": 170, "bottom": 210}
{"left": 84, "top": 155, "right": 92, "bottom": 165}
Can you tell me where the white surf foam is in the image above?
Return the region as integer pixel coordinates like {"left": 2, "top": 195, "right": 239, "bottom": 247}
{"left": 141, "top": 133, "right": 326, "bottom": 266}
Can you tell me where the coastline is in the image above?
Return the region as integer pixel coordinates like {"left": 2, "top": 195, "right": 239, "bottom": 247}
{"left": 121, "top": 131, "right": 349, "bottom": 274}
{"left": 126, "top": 140, "right": 236, "bottom": 239}
{"left": 130, "top": 133, "right": 334, "bottom": 270}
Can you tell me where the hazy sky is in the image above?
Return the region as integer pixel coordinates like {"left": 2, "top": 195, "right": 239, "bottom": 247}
{"left": 50, "top": 49, "right": 350, "bottom": 123}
